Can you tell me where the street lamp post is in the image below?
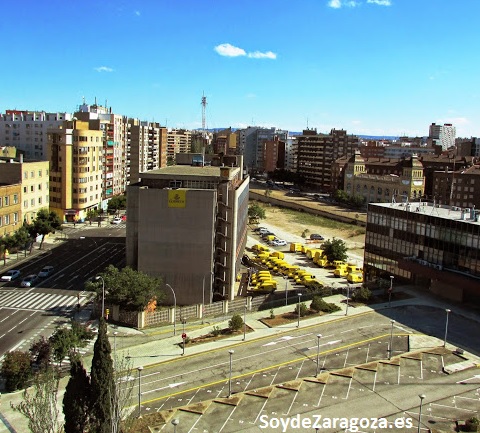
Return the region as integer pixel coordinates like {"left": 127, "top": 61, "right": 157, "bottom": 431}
{"left": 284, "top": 276, "right": 288, "bottom": 306}
{"left": 417, "top": 394, "right": 426, "bottom": 433}
{"left": 388, "top": 319, "right": 395, "bottom": 360}
{"left": 243, "top": 301, "right": 247, "bottom": 341}
{"left": 315, "top": 334, "right": 322, "bottom": 377}
{"left": 297, "top": 293, "right": 302, "bottom": 328}
{"left": 443, "top": 309, "right": 451, "bottom": 347}
{"left": 137, "top": 366, "right": 143, "bottom": 418}
{"left": 165, "top": 284, "right": 177, "bottom": 336}
{"left": 228, "top": 350, "right": 234, "bottom": 397}
{"left": 95, "top": 276, "right": 105, "bottom": 320}
{"left": 389, "top": 276, "right": 394, "bottom": 308}
{"left": 113, "top": 331, "right": 118, "bottom": 370}
{"left": 171, "top": 418, "right": 179, "bottom": 433}
{"left": 345, "top": 285, "right": 350, "bottom": 316}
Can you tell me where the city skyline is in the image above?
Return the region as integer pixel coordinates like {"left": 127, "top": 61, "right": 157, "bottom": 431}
{"left": 1, "top": 0, "right": 479, "bottom": 138}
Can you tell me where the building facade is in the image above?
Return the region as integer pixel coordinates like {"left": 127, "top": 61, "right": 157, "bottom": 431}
{"left": 0, "top": 183, "right": 22, "bottom": 237}
{"left": 166, "top": 129, "right": 192, "bottom": 165}
{"left": 433, "top": 164, "right": 480, "bottom": 209}
{"left": 296, "top": 128, "right": 359, "bottom": 191}
{"left": 428, "top": 123, "right": 456, "bottom": 150}
{"left": 126, "top": 163, "right": 249, "bottom": 305}
{"left": 364, "top": 202, "right": 480, "bottom": 305}
{"left": 0, "top": 110, "right": 72, "bottom": 160}
{"left": 0, "top": 157, "right": 50, "bottom": 224}
{"left": 47, "top": 120, "right": 103, "bottom": 222}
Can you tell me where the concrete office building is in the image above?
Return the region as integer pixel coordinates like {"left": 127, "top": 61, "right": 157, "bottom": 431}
{"left": 47, "top": 120, "right": 103, "bottom": 222}
{"left": 0, "top": 110, "right": 72, "bottom": 160}
{"left": 126, "top": 162, "right": 249, "bottom": 305}
{"left": 364, "top": 202, "right": 480, "bottom": 305}
{"left": 428, "top": 123, "right": 456, "bottom": 150}
{"left": 166, "top": 129, "right": 192, "bottom": 165}
{"left": 0, "top": 157, "right": 50, "bottom": 224}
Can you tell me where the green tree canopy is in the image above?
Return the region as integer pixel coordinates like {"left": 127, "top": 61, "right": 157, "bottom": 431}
{"left": 85, "top": 265, "right": 165, "bottom": 312}
{"left": 248, "top": 203, "right": 266, "bottom": 221}
{"left": 63, "top": 356, "right": 91, "bottom": 433}
{"left": 107, "top": 195, "right": 126, "bottom": 214}
{"left": 90, "top": 318, "right": 114, "bottom": 433}
{"left": 1, "top": 351, "right": 32, "bottom": 392}
{"left": 27, "top": 208, "right": 62, "bottom": 250}
{"left": 321, "top": 237, "right": 349, "bottom": 263}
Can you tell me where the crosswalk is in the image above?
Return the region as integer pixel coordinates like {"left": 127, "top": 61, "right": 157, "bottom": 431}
{"left": 0, "top": 290, "right": 84, "bottom": 312}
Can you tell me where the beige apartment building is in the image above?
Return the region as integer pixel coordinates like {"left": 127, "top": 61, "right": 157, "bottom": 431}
{"left": 47, "top": 120, "right": 103, "bottom": 222}
{"left": 0, "top": 157, "right": 50, "bottom": 224}
{"left": 0, "top": 183, "right": 22, "bottom": 237}
{"left": 167, "top": 129, "right": 192, "bottom": 164}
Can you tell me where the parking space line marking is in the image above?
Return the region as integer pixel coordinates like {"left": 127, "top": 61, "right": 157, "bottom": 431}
{"left": 218, "top": 404, "right": 237, "bottom": 432}
{"left": 253, "top": 400, "right": 269, "bottom": 425}
{"left": 284, "top": 389, "right": 299, "bottom": 416}
{"left": 344, "top": 377, "right": 353, "bottom": 400}
{"left": 314, "top": 383, "right": 326, "bottom": 407}
{"left": 343, "top": 348, "right": 350, "bottom": 368}
{"left": 372, "top": 371, "right": 378, "bottom": 392}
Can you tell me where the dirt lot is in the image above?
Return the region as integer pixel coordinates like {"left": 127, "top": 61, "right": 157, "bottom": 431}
{"left": 252, "top": 201, "right": 366, "bottom": 258}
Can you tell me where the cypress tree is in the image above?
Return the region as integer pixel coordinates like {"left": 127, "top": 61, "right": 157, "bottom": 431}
{"left": 89, "top": 318, "right": 115, "bottom": 433}
{"left": 63, "top": 356, "right": 90, "bottom": 433}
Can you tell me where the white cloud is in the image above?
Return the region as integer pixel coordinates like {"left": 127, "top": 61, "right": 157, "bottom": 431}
{"left": 248, "top": 51, "right": 277, "bottom": 59}
{"left": 214, "top": 43, "right": 246, "bottom": 57}
{"left": 94, "top": 66, "right": 114, "bottom": 73}
{"left": 367, "top": 0, "right": 392, "bottom": 5}
{"left": 134, "top": 10, "right": 141, "bottom": 16}
{"left": 214, "top": 43, "right": 277, "bottom": 60}
{"left": 328, "top": 0, "right": 359, "bottom": 8}
{"left": 245, "top": 93, "right": 257, "bottom": 99}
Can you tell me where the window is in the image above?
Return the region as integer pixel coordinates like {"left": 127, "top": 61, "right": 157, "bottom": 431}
{"left": 13, "top": 194, "right": 18, "bottom": 204}
{"left": 38, "top": 197, "right": 42, "bottom": 205}
{"left": 13, "top": 212, "right": 18, "bottom": 223}
{"left": 24, "top": 171, "right": 28, "bottom": 179}
{"left": 38, "top": 170, "right": 42, "bottom": 177}
{"left": 24, "top": 200, "right": 28, "bottom": 208}
{"left": 0, "top": 197, "right": 2, "bottom": 207}
{"left": 4, "top": 196, "right": 9, "bottom": 206}
{"left": 38, "top": 184, "right": 42, "bottom": 191}
{"left": 24, "top": 186, "right": 27, "bottom": 193}
{"left": 30, "top": 171, "right": 34, "bottom": 178}
{"left": 0, "top": 216, "right": 2, "bottom": 226}
{"left": 4, "top": 215, "right": 9, "bottom": 224}
{"left": 31, "top": 185, "right": 34, "bottom": 192}
{"left": 31, "top": 198, "right": 35, "bottom": 206}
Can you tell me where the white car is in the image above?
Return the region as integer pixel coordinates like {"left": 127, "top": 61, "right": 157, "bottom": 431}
{"left": 38, "top": 266, "right": 54, "bottom": 278}
{"left": 111, "top": 217, "right": 122, "bottom": 225}
{"left": 21, "top": 274, "right": 38, "bottom": 287}
{"left": 1, "top": 270, "right": 21, "bottom": 281}
{"left": 272, "top": 239, "right": 287, "bottom": 247}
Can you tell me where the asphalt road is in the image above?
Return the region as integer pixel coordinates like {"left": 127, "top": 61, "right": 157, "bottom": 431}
{"left": 0, "top": 224, "right": 126, "bottom": 359}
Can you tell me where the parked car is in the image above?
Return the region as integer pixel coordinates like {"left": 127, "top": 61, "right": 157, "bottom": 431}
{"left": 1, "top": 269, "right": 21, "bottom": 281}
{"left": 38, "top": 266, "right": 55, "bottom": 278}
{"left": 310, "top": 234, "right": 324, "bottom": 240}
{"left": 271, "top": 239, "right": 287, "bottom": 247}
{"left": 21, "top": 274, "right": 38, "bottom": 287}
{"left": 111, "top": 217, "right": 122, "bottom": 225}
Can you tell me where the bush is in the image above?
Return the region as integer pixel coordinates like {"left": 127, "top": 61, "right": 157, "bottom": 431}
{"left": 1, "top": 351, "right": 32, "bottom": 391}
{"left": 269, "top": 309, "right": 275, "bottom": 319}
{"left": 465, "top": 417, "right": 479, "bottom": 432}
{"left": 294, "top": 302, "right": 308, "bottom": 317}
{"left": 211, "top": 326, "right": 222, "bottom": 337}
{"left": 229, "top": 314, "right": 244, "bottom": 331}
{"left": 352, "top": 287, "right": 372, "bottom": 303}
{"left": 310, "top": 296, "right": 341, "bottom": 314}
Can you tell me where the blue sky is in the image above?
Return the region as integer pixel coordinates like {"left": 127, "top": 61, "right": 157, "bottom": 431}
{"left": 1, "top": 0, "right": 479, "bottom": 137}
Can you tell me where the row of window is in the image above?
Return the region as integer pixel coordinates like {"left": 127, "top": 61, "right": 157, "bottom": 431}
{"left": 0, "top": 212, "right": 19, "bottom": 226}
{"left": 0, "top": 195, "right": 19, "bottom": 207}
{"left": 24, "top": 196, "right": 48, "bottom": 207}
{"left": 24, "top": 169, "right": 48, "bottom": 179}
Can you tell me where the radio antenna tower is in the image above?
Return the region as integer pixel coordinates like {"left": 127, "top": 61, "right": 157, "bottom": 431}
{"left": 201, "top": 92, "right": 207, "bottom": 136}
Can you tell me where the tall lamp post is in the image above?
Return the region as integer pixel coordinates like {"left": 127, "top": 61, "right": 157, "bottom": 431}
{"left": 315, "top": 334, "right": 322, "bottom": 377}
{"left": 165, "top": 284, "right": 177, "bottom": 336}
{"left": 297, "top": 293, "right": 302, "bottom": 328}
{"left": 388, "top": 319, "right": 395, "bottom": 360}
{"left": 417, "top": 394, "right": 426, "bottom": 433}
{"left": 171, "top": 418, "right": 179, "bottom": 433}
{"left": 137, "top": 366, "right": 143, "bottom": 418}
{"left": 243, "top": 301, "right": 247, "bottom": 341}
{"left": 345, "top": 285, "right": 350, "bottom": 316}
{"left": 389, "top": 275, "right": 394, "bottom": 308}
{"left": 95, "top": 275, "right": 105, "bottom": 319}
{"left": 443, "top": 309, "right": 451, "bottom": 347}
{"left": 284, "top": 275, "right": 288, "bottom": 306}
{"left": 228, "top": 350, "right": 234, "bottom": 397}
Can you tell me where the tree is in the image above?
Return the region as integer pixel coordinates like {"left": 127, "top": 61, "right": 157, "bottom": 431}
{"left": 294, "top": 302, "right": 308, "bottom": 317}
{"left": 14, "top": 225, "right": 33, "bottom": 257}
{"left": 28, "top": 208, "right": 62, "bottom": 250}
{"left": 310, "top": 296, "right": 341, "bottom": 313}
{"left": 63, "top": 356, "right": 91, "bottom": 433}
{"left": 352, "top": 286, "right": 372, "bottom": 303}
{"left": 90, "top": 318, "right": 115, "bottom": 433}
{"left": 1, "top": 350, "right": 32, "bottom": 391}
{"left": 264, "top": 188, "right": 272, "bottom": 198}
{"left": 229, "top": 314, "right": 243, "bottom": 331}
{"left": 321, "top": 237, "right": 348, "bottom": 263}
{"left": 0, "top": 233, "right": 16, "bottom": 265}
{"left": 86, "top": 208, "right": 99, "bottom": 225}
{"left": 49, "top": 321, "right": 94, "bottom": 366}
{"left": 248, "top": 203, "right": 266, "bottom": 222}
{"left": 107, "top": 195, "right": 127, "bottom": 215}
{"left": 11, "top": 369, "right": 62, "bottom": 433}
{"left": 29, "top": 336, "right": 52, "bottom": 372}
{"left": 85, "top": 265, "right": 165, "bottom": 312}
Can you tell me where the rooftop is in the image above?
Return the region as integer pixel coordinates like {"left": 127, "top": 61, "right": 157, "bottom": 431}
{"left": 141, "top": 165, "right": 222, "bottom": 178}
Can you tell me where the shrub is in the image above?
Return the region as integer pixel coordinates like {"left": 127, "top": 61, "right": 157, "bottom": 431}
{"left": 465, "top": 417, "right": 479, "bottom": 432}
{"left": 229, "top": 314, "right": 244, "bottom": 331}
{"left": 352, "top": 287, "right": 372, "bottom": 303}
{"left": 310, "top": 296, "right": 341, "bottom": 314}
{"left": 211, "top": 326, "right": 222, "bottom": 337}
{"left": 269, "top": 309, "right": 275, "bottom": 319}
{"left": 294, "top": 302, "right": 308, "bottom": 317}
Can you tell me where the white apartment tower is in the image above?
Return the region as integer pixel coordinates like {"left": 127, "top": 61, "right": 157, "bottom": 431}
{"left": 429, "top": 123, "right": 456, "bottom": 150}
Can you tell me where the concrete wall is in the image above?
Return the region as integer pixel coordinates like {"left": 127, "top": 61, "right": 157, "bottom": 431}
{"left": 135, "top": 187, "right": 217, "bottom": 305}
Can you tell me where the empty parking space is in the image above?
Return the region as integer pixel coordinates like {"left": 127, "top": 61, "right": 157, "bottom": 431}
{"left": 374, "top": 362, "right": 400, "bottom": 390}
{"left": 399, "top": 356, "right": 423, "bottom": 383}
{"left": 319, "top": 373, "right": 352, "bottom": 402}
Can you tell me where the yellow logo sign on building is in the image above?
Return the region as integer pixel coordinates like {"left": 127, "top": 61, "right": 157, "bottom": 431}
{"left": 168, "top": 190, "right": 186, "bottom": 208}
